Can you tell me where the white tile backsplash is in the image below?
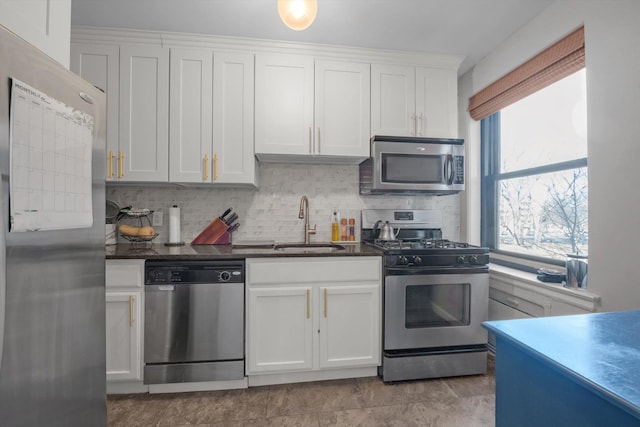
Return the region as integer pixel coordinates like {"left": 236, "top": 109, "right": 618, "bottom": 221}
{"left": 107, "top": 163, "right": 461, "bottom": 244}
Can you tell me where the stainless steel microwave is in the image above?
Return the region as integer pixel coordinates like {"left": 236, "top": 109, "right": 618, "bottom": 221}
{"left": 359, "top": 136, "right": 464, "bottom": 195}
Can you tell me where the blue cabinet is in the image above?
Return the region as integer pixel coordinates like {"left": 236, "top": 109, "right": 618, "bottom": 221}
{"left": 485, "top": 312, "right": 640, "bottom": 427}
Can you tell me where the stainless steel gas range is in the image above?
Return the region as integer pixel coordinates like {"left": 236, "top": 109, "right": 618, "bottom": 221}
{"left": 361, "top": 209, "right": 490, "bottom": 382}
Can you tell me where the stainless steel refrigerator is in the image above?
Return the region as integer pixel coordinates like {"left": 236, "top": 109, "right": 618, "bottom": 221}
{"left": 0, "top": 26, "right": 106, "bottom": 426}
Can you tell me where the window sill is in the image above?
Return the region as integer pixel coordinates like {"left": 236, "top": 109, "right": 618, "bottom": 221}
{"left": 489, "top": 263, "right": 601, "bottom": 312}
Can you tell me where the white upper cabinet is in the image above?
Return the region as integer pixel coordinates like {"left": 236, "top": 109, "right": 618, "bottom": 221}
{"left": 255, "top": 54, "right": 314, "bottom": 158}
{"left": 0, "top": 0, "right": 71, "bottom": 67}
{"left": 170, "top": 49, "right": 256, "bottom": 185}
{"left": 119, "top": 45, "right": 169, "bottom": 182}
{"left": 314, "top": 60, "right": 370, "bottom": 158}
{"left": 212, "top": 52, "right": 257, "bottom": 185}
{"left": 415, "top": 67, "right": 458, "bottom": 138}
{"left": 169, "top": 48, "right": 213, "bottom": 183}
{"left": 70, "top": 28, "right": 461, "bottom": 173}
{"left": 372, "top": 64, "right": 458, "bottom": 138}
{"left": 371, "top": 64, "right": 416, "bottom": 137}
{"left": 70, "top": 43, "right": 120, "bottom": 180}
{"left": 255, "top": 54, "right": 370, "bottom": 163}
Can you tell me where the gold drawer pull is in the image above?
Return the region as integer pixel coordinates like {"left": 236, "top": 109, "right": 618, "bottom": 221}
{"left": 323, "top": 288, "right": 327, "bottom": 318}
{"left": 129, "top": 295, "right": 134, "bottom": 327}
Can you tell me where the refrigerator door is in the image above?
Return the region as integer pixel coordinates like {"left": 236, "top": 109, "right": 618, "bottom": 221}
{"left": 0, "top": 26, "right": 106, "bottom": 426}
{"left": 0, "top": 148, "right": 4, "bottom": 378}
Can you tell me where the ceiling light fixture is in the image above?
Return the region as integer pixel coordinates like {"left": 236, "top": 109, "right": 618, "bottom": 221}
{"left": 277, "top": 0, "right": 318, "bottom": 31}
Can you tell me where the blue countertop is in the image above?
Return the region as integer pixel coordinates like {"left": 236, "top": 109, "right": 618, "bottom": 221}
{"left": 484, "top": 311, "right": 640, "bottom": 420}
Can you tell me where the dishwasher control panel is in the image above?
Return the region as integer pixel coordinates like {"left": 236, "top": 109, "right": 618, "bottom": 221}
{"left": 145, "top": 259, "right": 244, "bottom": 284}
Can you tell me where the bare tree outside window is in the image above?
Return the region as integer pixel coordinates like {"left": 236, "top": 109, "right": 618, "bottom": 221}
{"left": 491, "top": 69, "right": 587, "bottom": 263}
{"left": 498, "top": 168, "right": 588, "bottom": 261}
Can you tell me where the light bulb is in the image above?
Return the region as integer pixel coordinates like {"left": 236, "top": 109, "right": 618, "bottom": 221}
{"left": 277, "top": 0, "right": 318, "bottom": 31}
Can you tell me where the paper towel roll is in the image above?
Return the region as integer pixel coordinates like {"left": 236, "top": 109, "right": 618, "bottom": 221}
{"left": 169, "top": 205, "right": 182, "bottom": 243}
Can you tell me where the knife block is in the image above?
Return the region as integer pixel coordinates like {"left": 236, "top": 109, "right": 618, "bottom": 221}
{"left": 191, "top": 218, "right": 232, "bottom": 245}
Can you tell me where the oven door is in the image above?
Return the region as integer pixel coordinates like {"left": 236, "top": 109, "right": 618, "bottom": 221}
{"left": 384, "top": 272, "right": 488, "bottom": 351}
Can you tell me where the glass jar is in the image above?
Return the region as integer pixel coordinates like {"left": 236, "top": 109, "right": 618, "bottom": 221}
{"left": 348, "top": 218, "right": 356, "bottom": 241}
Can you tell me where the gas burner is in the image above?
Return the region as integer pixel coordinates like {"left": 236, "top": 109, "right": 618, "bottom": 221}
{"left": 373, "top": 239, "right": 417, "bottom": 249}
{"left": 420, "top": 239, "right": 469, "bottom": 249}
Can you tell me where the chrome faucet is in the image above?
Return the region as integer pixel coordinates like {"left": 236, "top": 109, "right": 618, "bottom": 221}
{"left": 298, "top": 195, "right": 316, "bottom": 244}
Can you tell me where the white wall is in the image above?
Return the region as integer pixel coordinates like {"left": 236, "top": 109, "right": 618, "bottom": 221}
{"left": 458, "top": 70, "right": 481, "bottom": 246}
{"left": 463, "top": 0, "right": 640, "bottom": 312}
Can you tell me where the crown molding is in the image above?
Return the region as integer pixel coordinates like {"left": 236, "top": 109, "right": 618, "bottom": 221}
{"left": 71, "top": 26, "right": 464, "bottom": 70}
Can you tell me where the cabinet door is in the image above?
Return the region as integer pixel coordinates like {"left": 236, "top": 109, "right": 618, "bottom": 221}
{"left": 70, "top": 43, "right": 120, "bottom": 180}
{"left": 315, "top": 60, "right": 370, "bottom": 158}
{"left": 255, "top": 54, "right": 314, "bottom": 157}
{"left": 213, "top": 52, "right": 257, "bottom": 185}
{"left": 106, "top": 292, "right": 142, "bottom": 382}
{"left": 0, "top": 0, "right": 71, "bottom": 66}
{"left": 416, "top": 67, "right": 458, "bottom": 138}
{"left": 169, "top": 48, "right": 213, "bottom": 183}
{"left": 119, "top": 45, "right": 169, "bottom": 181}
{"left": 246, "top": 287, "right": 313, "bottom": 373}
{"left": 319, "top": 284, "right": 380, "bottom": 369}
{"left": 371, "top": 64, "right": 415, "bottom": 137}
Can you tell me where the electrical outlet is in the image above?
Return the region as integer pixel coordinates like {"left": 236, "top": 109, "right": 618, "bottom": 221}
{"left": 152, "top": 211, "right": 163, "bottom": 226}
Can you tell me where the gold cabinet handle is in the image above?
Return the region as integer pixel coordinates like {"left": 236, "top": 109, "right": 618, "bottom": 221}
{"left": 108, "top": 150, "right": 114, "bottom": 178}
{"left": 323, "top": 288, "right": 327, "bottom": 318}
{"left": 306, "top": 289, "right": 310, "bottom": 319}
{"left": 213, "top": 153, "right": 218, "bottom": 181}
{"left": 317, "top": 127, "right": 321, "bottom": 154}
{"left": 118, "top": 151, "right": 124, "bottom": 178}
{"left": 129, "top": 295, "right": 134, "bottom": 327}
{"left": 204, "top": 154, "right": 209, "bottom": 181}
{"left": 308, "top": 127, "right": 312, "bottom": 154}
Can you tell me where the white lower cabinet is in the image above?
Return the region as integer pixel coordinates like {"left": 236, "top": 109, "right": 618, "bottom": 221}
{"left": 246, "top": 257, "right": 381, "bottom": 379}
{"left": 247, "top": 286, "right": 313, "bottom": 372}
{"left": 106, "top": 292, "right": 142, "bottom": 381}
{"left": 106, "top": 259, "right": 146, "bottom": 392}
{"left": 319, "top": 284, "right": 380, "bottom": 369}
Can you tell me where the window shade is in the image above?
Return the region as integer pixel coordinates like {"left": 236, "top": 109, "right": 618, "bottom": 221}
{"left": 468, "top": 26, "right": 585, "bottom": 121}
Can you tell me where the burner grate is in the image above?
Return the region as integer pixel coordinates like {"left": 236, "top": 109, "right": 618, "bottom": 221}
{"left": 421, "top": 239, "right": 469, "bottom": 249}
{"left": 371, "top": 238, "right": 470, "bottom": 250}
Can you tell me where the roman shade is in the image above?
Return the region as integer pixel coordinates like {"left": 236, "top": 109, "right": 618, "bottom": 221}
{"left": 468, "top": 26, "right": 585, "bottom": 121}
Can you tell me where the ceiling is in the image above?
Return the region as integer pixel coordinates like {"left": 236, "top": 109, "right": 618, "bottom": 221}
{"left": 71, "top": 0, "right": 555, "bottom": 75}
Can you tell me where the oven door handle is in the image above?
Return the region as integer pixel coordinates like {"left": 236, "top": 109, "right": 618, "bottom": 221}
{"left": 385, "top": 266, "right": 489, "bottom": 275}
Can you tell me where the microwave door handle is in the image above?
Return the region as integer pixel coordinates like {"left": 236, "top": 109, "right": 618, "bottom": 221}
{"left": 446, "top": 155, "right": 454, "bottom": 185}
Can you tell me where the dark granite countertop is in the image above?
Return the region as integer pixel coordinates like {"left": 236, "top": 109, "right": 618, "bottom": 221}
{"left": 106, "top": 242, "right": 382, "bottom": 260}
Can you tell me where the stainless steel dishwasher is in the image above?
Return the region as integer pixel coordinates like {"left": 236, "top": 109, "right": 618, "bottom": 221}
{"left": 144, "top": 259, "right": 244, "bottom": 384}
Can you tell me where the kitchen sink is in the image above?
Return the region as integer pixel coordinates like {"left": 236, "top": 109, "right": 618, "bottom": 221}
{"left": 273, "top": 243, "right": 346, "bottom": 253}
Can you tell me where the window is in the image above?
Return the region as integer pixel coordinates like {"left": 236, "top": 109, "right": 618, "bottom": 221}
{"left": 481, "top": 69, "right": 587, "bottom": 265}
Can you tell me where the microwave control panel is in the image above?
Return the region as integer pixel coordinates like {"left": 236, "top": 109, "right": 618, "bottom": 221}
{"left": 453, "top": 156, "right": 464, "bottom": 184}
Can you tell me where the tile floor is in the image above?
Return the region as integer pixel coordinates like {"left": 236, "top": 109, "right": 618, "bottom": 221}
{"left": 108, "top": 357, "right": 495, "bottom": 427}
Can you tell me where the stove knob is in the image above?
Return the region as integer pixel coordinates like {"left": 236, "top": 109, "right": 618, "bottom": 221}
{"left": 218, "top": 271, "right": 231, "bottom": 282}
{"left": 399, "top": 256, "right": 409, "bottom": 265}
{"left": 457, "top": 256, "right": 466, "bottom": 264}
{"left": 412, "top": 256, "right": 422, "bottom": 265}
{"left": 470, "top": 255, "right": 479, "bottom": 264}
